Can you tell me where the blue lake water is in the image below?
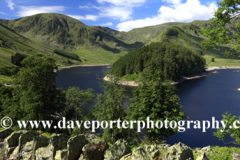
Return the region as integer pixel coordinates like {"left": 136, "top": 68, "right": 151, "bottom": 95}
{"left": 56, "top": 66, "right": 240, "bottom": 148}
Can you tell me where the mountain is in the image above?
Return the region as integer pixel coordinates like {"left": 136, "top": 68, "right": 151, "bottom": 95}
{"left": 0, "top": 13, "right": 240, "bottom": 68}
{"left": 0, "top": 13, "right": 143, "bottom": 51}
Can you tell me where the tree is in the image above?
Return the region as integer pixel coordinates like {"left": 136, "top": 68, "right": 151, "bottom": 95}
{"left": 2, "top": 56, "right": 66, "bottom": 127}
{"left": 214, "top": 112, "right": 240, "bottom": 146}
{"left": 92, "top": 75, "right": 133, "bottom": 143}
{"left": 11, "top": 53, "right": 27, "bottom": 67}
{"left": 65, "top": 86, "right": 95, "bottom": 134}
{"left": 201, "top": 0, "right": 240, "bottom": 144}
{"left": 201, "top": 0, "right": 240, "bottom": 57}
{"left": 127, "top": 71, "right": 187, "bottom": 143}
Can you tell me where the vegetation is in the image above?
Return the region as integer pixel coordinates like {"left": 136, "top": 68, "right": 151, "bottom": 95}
{"left": 65, "top": 86, "right": 95, "bottom": 134}
{"left": 0, "top": 56, "right": 66, "bottom": 131}
{"left": 128, "top": 71, "right": 187, "bottom": 142}
{"left": 92, "top": 76, "right": 136, "bottom": 144}
{"left": 214, "top": 112, "right": 240, "bottom": 145}
{"left": 1, "top": 10, "right": 240, "bottom": 150}
{"left": 201, "top": 0, "right": 240, "bottom": 145}
{"left": 1, "top": 13, "right": 240, "bottom": 69}
{"left": 110, "top": 41, "right": 206, "bottom": 81}
{"left": 193, "top": 146, "right": 240, "bottom": 160}
{"left": 201, "top": 0, "right": 240, "bottom": 57}
{"left": 11, "top": 53, "right": 27, "bottom": 67}
{"left": 53, "top": 49, "right": 81, "bottom": 61}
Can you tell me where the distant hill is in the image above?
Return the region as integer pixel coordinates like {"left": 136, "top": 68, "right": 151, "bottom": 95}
{"left": 0, "top": 13, "right": 143, "bottom": 52}
{"left": 0, "top": 23, "right": 83, "bottom": 68}
{"left": 1, "top": 13, "right": 240, "bottom": 68}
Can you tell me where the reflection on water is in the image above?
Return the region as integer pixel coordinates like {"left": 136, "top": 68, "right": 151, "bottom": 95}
{"left": 56, "top": 67, "right": 240, "bottom": 147}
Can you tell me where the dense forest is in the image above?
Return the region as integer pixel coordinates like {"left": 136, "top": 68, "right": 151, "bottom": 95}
{"left": 110, "top": 41, "right": 206, "bottom": 81}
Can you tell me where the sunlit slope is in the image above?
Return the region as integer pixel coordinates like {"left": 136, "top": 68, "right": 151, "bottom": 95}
{"left": 0, "top": 24, "right": 80, "bottom": 68}
{"left": 151, "top": 20, "right": 240, "bottom": 67}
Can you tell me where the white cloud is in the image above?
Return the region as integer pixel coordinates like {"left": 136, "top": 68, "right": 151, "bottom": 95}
{"left": 117, "top": 0, "right": 217, "bottom": 31}
{"left": 0, "top": 12, "right": 6, "bottom": 15}
{"left": 6, "top": 0, "right": 14, "bottom": 10}
{"left": 97, "top": 0, "right": 146, "bottom": 6}
{"left": 17, "top": 6, "right": 66, "bottom": 17}
{"left": 79, "top": 0, "right": 146, "bottom": 21}
{"left": 162, "top": 0, "right": 182, "bottom": 5}
{"left": 99, "top": 6, "right": 132, "bottom": 21}
{"left": 68, "top": 14, "right": 98, "bottom": 21}
{"left": 79, "top": 4, "right": 100, "bottom": 10}
{"left": 98, "top": 22, "right": 113, "bottom": 27}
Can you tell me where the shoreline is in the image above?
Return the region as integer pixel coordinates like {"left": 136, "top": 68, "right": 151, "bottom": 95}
{"left": 55, "top": 64, "right": 240, "bottom": 87}
{"left": 206, "top": 66, "right": 240, "bottom": 71}
{"left": 55, "top": 64, "right": 110, "bottom": 72}
{"left": 103, "top": 70, "right": 218, "bottom": 87}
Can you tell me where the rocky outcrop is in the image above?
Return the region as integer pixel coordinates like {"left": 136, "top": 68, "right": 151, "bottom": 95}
{"left": 196, "top": 152, "right": 208, "bottom": 160}
{"left": 165, "top": 142, "right": 194, "bottom": 160}
{"left": 3, "top": 130, "right": 27, "bottom": 159}
{"left": 0, "top": 129, "right": 235, "bottom": 160}
{"left": 120, "top": 145, "right": 160, "bottom": 160}
{"left": 35, "top": 133, "right": 69, "bottom": 160}
{"left": 79, "top": 140, "right": 109, "bottom": 160}
{"left": 104, "top": 139, "right": 131, "bottom": 160}
{"left": 0, "top": 128, "right": 13, "bottom": 158}
{"left": 67, "top": 135, "right": 89, "bottom": 160}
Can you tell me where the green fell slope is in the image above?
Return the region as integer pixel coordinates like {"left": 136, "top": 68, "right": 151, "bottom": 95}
{"left": 0, "top": 23, "right": 82, "bottom": 68}
{"left": 151, "top": 20, "right": 240, "bottom": 67}
{"left": 1, "top": 13, "right": 240, "bottom": 68}
{"left": 0, "top": 13, "right": 143, "bottom": 52}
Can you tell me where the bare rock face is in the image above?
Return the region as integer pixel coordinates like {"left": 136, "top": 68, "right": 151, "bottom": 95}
{"left": 2, "top": 130, "right": 27, "bottom": 159}
{"left": 55, "top": 149, "right": 68, "bottom": 160}
{"left": 104, "top": 139, "right": 131, "bottom": 160}
{"left": 196, "top": 152, "right": 209, "bottom": 160}
{"left": 35, "top": 133, "right": 69, "bottom": 160}
{"left": 0, "top": 128, "right": 13, "bottom": 159}
{"left": 79, "top": 140, "right": 109, "bottom": 160}
{"left": 120, "top": 145, "right": 161, "bottom": 160}
{"left": 165, "top": 142, "right": 194, "bottom": 160}
{"left": 67, "top": 134, "right": 89, "bottom": 160}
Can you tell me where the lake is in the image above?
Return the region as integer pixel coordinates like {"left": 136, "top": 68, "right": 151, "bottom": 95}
{"left": 56, "top": 66, "right": 240, "bottom": 148}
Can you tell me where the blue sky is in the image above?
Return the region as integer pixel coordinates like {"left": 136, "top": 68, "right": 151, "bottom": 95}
{"left": 0, "top": 0, "right": 218, "bottom": 32}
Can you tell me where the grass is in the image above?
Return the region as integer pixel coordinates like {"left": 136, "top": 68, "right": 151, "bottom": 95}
{"left": 0, "top": 75, "right": 12, "bottom": 84}
{"left": 120, "top": 74, "right": 141, "bottom": 81}
{"left": 203, "top": 49, "right": 240, "bottom": 67}
{"left": 72, "top": 46, "right": 128, "bottom": 65}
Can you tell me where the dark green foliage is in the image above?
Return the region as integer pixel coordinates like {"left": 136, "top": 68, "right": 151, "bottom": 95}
{"left": 211, "top": 58, "right": 215, "bottom": 62}
{"left": 0, "top": 67, "right": 19, "bottom": 76}
{"left": 197, "top": 50, "right": 204, "bottom": 55}
{"left": 200, "top": 0, "right": 240, "bottom": 56}
{"left": 65, "top": 86, "right": 95, "bottom": 134}
{"left": 128, "top": 72, "right": 187, "bottom": 142}
{"left": 11, "top": 53, "right": 27, "bottom": 67}
{"left": 214, "top": 112, "right": 240, "bottom": 145}
{"left": 110, "top": 41, "right": 206, "bottom": 81}
{"left": 0, "top": 86, "right": 14, "bottom": 115}
{"left": 92, "top": 76, "right": 135, "bottom": 143}
{"left": 166, "top": 28, "right": 178, "bottom": 37}
{"left": 1, "top": 56, "right": 66, "bottom": 131}
{"left": 53, "top": 49, "right": 81, "bottom": 61}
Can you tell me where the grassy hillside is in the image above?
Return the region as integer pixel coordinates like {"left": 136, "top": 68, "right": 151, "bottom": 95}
{"left": 1, "top": 13, "right": 240, "bottom": 69}
{"left": 150, "top": 21, "right": 240, "bottom": 67}
{"left": 0, "top": 23, "right": 83, "bottom": 68}
{"left": 0, "top": 13, "right": 143, "bottom": 52}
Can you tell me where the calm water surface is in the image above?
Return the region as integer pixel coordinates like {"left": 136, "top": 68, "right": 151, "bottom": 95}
{"left": 56, "top": 66, "right": 240, "bottom": 148}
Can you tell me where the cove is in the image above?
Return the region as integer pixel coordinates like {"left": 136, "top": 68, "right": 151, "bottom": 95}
{"left": 56, "top": 66, "right": 240, "bottom": 148}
